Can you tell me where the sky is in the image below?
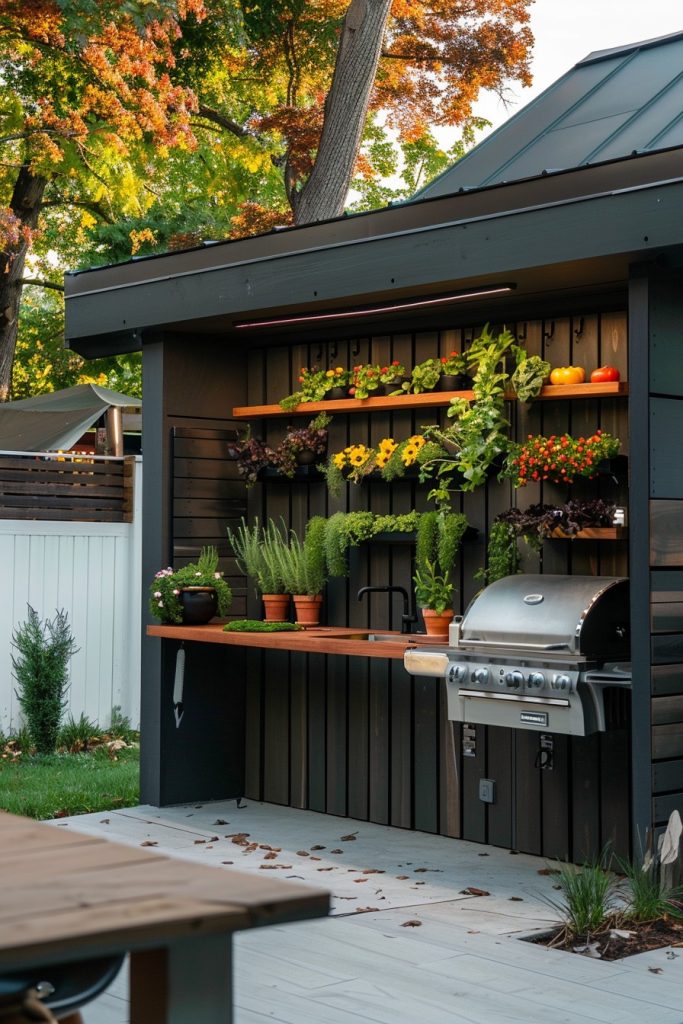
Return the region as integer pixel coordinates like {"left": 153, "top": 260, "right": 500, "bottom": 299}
{"left": 470, "top": 0, "right": 683, "bottom": 139}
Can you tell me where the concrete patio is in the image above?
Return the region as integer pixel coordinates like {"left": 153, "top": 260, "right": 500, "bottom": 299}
{"left": 48, "top": 801, "right": 683, "bottom": 1024}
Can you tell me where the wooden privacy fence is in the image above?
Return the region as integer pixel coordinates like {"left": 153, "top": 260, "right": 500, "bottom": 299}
{"left": 0, "top": 453, "right": 142, "bottom": 731}
{"left": 0, "top": 451, "right": 135, "bottom": 522}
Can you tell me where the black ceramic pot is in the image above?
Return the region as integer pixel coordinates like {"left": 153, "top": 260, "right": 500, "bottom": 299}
{"left": 324, "top": 386, "right": 348, "bottom": 401}
{"left": 180, "top": 587, "right": 218, "bottom": 625}
{"left": 438, "top": 373, "right": 473, "bottom": 392}
{"left": 379, "top": 377, "right": 409, "bottom": 396}
{"left": 295, "top": 448, "right": 318, "bottom": 466}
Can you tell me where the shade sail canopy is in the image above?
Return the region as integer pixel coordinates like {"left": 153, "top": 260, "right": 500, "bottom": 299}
{"left": 0, "top": 384, "right": 141, "bottom": 452}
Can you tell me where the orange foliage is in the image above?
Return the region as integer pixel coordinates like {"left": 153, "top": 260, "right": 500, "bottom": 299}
{"left": 229, "top": 202, "right": 293, "bottom": 241}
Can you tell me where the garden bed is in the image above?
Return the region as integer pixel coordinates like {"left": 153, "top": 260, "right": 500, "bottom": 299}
{"left": 531, "top": 917, "right": 683, "bottom": 960}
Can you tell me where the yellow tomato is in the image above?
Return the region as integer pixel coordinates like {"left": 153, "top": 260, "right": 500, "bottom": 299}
{"left": 549, "top": 366, "right": 586, "bottom": 385}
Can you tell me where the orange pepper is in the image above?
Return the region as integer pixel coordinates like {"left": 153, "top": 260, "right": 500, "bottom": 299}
{"left": 549, "top": 366, "right": 586, "bottom": 385}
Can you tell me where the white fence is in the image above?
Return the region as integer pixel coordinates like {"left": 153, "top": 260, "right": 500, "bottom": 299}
{"left": 0, "top": 457, "right": 142, "bottom": 734}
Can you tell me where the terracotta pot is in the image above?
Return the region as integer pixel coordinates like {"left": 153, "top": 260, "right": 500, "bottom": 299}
{"left": 179, "top": 587, "right": 218, "bottom": 625}
{"left": 262, "top": 594, "right": 290, "bottom": 623}
{"left": 421, "top": 608, "right": 454, "bottom": 638}
{"left": 293, "top": 594, "right": 322, "bottom": 627}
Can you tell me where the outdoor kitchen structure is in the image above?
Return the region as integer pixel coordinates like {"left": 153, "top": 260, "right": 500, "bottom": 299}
{"left": 64, "top": 31, "right": 683, "bottom": 863}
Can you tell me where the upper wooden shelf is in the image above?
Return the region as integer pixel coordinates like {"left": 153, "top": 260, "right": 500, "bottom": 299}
{"left": 232, "top": 381, "right": 629, "bottom": 419}
{"left": 550, "top": 526, "right": 628, "bottom": 540}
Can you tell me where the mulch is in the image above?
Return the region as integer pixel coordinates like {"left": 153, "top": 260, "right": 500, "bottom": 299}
{"left": 533, "top": 917, "right": 683, "bottom": 960}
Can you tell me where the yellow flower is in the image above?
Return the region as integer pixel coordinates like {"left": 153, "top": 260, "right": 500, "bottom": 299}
{"left": 335, "top": 366, "right": 344, "bottom": 374}
{"left": 379, "top": 437, "right": 397, "bottom": 455}
{"left": 333, "top": 452, "right": 346, "bottom": 469}
{"left": 348, "top": 444, "right": 370, "bottom": 467}
{"left": 375, "top": 452, "right": 390, "bottom": 468}
{"left": 325, "top": 369, "right": 335, "bottom": 378}
{"left": 408, "top": 434, "right": 425, "bottom": 448}
{"left": 402, "top": 444, "right": 418, "bottom": 465}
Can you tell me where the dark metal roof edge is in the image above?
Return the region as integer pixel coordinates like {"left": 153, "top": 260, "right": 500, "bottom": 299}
{"left": 65, "top": 146, "right": 683, "bottom": 294}
{"left": 578, "top": 29, "right": 683, "bottom": 66}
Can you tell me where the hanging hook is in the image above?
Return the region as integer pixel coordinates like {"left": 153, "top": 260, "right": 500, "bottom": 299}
{"left": 351, "top": 340, "right": 361, "bottom": 357}
{"left": 314, "top": 345, "right": 323, "bottom": 365}
{"left": 516, "top": 322, "right": 527, "bottom": 343}
{"left": 543, "top": 321, "right": 555, "bottom": 343}
{"left": 329, "top": 342, "right": 337, "bottom": 362}
{"left": 573, "top": 317, "right": 585, "bottom": 341}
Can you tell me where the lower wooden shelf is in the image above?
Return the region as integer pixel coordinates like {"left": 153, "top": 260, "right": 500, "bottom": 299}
{"left": 549, "top": 527, "right": 628, "bottom": 540}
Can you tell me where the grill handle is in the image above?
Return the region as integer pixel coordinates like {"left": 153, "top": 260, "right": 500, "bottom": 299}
{"left": 460, "top": 638, "right": 571, "bottom": 651}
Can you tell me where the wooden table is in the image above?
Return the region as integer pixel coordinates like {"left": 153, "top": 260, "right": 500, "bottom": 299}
{"left": 0, "top": 811, "right": 329, "bottom": 1023}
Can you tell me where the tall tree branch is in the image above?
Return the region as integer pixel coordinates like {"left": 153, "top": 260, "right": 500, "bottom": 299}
{"left": 40, "top": 199, "right": 114, "bottom": 224}
{"left": 196, "top": 105, "right": 250, "bottom": 139}
{"left": 19, "top": 278, "right": 65, "bottom": 293}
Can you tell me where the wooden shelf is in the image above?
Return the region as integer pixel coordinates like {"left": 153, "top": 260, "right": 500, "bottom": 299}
{"left": 232, "top": 381, "right": 629, "bottom": 419}
{"left": 549, "top": 526, "right": 628, "bottom": 540}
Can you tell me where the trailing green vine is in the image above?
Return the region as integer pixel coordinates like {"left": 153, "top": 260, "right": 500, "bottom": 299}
{"left": 477, "top": 520, "right": 521, "bottom": 585}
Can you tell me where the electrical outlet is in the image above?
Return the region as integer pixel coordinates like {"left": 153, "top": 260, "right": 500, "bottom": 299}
{"left": 479, "top": 778, "right": 495, "bottom": 804}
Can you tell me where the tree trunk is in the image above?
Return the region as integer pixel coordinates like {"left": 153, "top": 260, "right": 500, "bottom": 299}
{"left": 292, "top": 0, "right": 392, "bottom": 225}
{"left": 0, "top": 165, "right": 48, "bottom": 402}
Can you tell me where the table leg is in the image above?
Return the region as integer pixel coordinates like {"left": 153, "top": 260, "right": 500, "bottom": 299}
{"left": 130, "top": 935, "right": 233, "bottom": 1024}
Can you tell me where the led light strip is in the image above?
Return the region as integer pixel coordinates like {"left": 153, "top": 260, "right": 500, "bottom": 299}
{"left": 234, "top": 284, "right": 515, "bottom": 329}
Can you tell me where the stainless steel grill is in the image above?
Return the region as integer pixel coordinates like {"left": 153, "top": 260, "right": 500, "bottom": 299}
{"left": 404, "top": 574, "right": 631, "bottom": 736}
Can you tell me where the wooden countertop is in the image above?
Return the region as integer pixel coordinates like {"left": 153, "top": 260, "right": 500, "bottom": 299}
{"left": 0, "top": 810, "right": 329, "bottom": 970}
{"left": 147, "top": 624, "right": 448, "bottom": 659}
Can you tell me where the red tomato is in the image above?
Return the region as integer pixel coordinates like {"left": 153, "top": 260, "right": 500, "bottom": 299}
{"left": 590, "top": 366, "right": 620, "bottom": 383}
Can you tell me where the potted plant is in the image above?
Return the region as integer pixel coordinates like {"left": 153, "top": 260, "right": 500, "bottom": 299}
{"left": 274, "top": 518, "right": 327, "bottom": 626}
{"left": 279, "top": 366, "right": 333, "bottom": 411}
{"left": 349, "top": 363, "right": 381, "bottom": 399}
{"left": 274, "top": 413, "right": 331, "bottom": 475}
{"left": 227, "top": 518, "right": 290, "bottom": 622}
{"left": 149, "top": 546, "right": 232, "bottom": 625}
{"left": 438, "top": 350, "right": 471, "bottom": 392}
{"left": 413, "top": 561, "right": 454, "bottom": 636}
{"left": 503, "top": 429, "right": 621, "bottom": 486}
{"left": 235, "top": 434, "right": 277, "bottom": 486}
{"left": 378, "top": 360, "right": 408, "bottom": 395}
{"left": 323, "top": 366, "right": 351, "bottom": 400}
{"left": 405, "top": 357, "right": 443, "bottom": 394}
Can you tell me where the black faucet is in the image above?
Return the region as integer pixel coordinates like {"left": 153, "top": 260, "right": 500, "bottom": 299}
{"left": 357, "top": 585, "right": 417, "bottom": 635}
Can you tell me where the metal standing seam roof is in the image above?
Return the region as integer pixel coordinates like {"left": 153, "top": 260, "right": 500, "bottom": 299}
{"left": 415, "top": 29, "right": 683, "bottom": 200}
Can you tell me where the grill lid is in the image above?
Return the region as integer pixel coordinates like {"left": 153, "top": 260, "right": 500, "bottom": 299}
{"left": 459, "top": 574, "right": 629, "bottom": 658}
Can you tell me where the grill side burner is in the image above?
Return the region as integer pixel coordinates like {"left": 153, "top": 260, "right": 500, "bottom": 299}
{"left": 404, "top": 575, "right": 631, "bottom": 736}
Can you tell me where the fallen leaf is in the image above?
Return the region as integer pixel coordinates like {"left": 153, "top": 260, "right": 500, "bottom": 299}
{"left": 573, "top": 942, "right": 601, "bottom": 958}
{"left": 310, "top": 856, "right": 321, "bottom": 861}
{"left": 100, "top": 819, "right": 110, "bottom": 825}
{"left": 297, "top": 850, "right": 310, "bottom": 857}
{"left": 194, "top": 839, "right": 206, "bottom": 845}
{"left": 401, "top": 920, "right": 422, "bottom": 928}
{"left": 362, "top": 869, "right": 385, "bottom": 874}
{"left": 221, "top": 861, "right": 234, "bottom": 865}
{"left": 460, "top": 887, "right": 490, "bottom": 897}
{"left": 354, "top": 878, "right": 368, "bottom": 883}
{"left": 467, "top": 930, "right": 480, "bottom": 934}
{"left": 537, "top": 868, "right": 560, "bottom": 876}
{"left": 335, "top": 896, "right": 357, "bottom": 900}
{"left": 509, "top": 897, "right": 524, "bottom": 902}
{"left": 330, "top": 849, "right": 344, "bottom": 854}
{"left": 311, "top": 844, "right": 326, "bottom": 851}
{"left": 260, "top": 865, "right": 277, "bottom": 870}
{"left": 396, "top": 875, "right": 410, "bottom": 880}
{"left": 355, "top": 907, "right": 380, "bottom": 913}
{"left": 263, "top": 851, "right": 278, "bottom": 860}
{"left": 649, "top": 967, "right": 664, "bottom": 974}
{"left": 213, "top": 819, "right": 229, "bottom": 826}
{"left": 205, "top": 845, "right": 213, "bottom": 850}
{"left": 414, "top": 868, "right": 442, "bottom": 873}
{"left": 609, "top": 929, "right": 633, "bottom": 939}
{"left": 317, "top": 867, "right": 335, "bottom": 872}
{"left": 140, "top": 840, "right": 158, "bottom": 847}
{"left": 478, "top": 852, "right": 489, "bottom": 857}
{"left": 415, "top": 882, "right": 425, "bottom": 886}
{"left": 666, "top": 951, "right": 679, "bottom": 960}
{"left": 340, "top": 833, "right": 358, "bottom": 841}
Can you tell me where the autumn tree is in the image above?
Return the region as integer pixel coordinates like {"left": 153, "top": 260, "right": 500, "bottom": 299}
{"left": 0, "top": 0, "right": 207, "bottom": 400}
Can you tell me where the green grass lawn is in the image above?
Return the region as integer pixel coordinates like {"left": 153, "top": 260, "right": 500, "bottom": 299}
{"left": 0, "top": 745, "right": 140, "bottom": 819}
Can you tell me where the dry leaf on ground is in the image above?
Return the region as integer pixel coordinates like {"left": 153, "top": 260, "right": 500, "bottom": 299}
{"left": 460, "top": 887, "right": 490, "bottom": 897}
{"left": 401, "top": 920, "right": 422, "bottom": 928}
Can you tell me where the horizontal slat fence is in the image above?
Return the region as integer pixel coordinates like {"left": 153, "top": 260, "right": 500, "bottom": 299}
{"left": 0, "top": 456, "right": 142, "bottom": 732}
{"left": 0, "top": 451, "right": 134, "bottom": 522}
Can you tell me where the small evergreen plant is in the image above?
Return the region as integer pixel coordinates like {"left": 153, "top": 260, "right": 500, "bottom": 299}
{"left": 11, "top": 606, "right": 79, "bottom": 755}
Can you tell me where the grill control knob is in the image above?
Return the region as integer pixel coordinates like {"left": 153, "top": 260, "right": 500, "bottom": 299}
{"left": 552, "top": 673, "right": 571, "bottom": 691}
{"left": 471, "top": 667, "right": 490, "bottom": 686}
{"left": 505, "top": 670, "right": 524, "bottom": 689}
{"left": 527, "top": 672, "right": 545, "bottom": 689}
{"left": 448, "top": 664, "right": 468, "bottom": 684}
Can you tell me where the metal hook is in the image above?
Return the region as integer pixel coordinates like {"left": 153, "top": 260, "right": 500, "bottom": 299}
{"left": 516, "top": 322, "right": 527, "bottom": 342}
{"left": 351, "top": 340, "right": 361, "bottom": 357}
{"left": 314, "top": 345, "right": 323, "bottom": 364}
{"left": 573, "top": 317, "right": 585, "bottom": 341}
{"left": 329, "top": 342, "right": 337, "bottom": 362}
{"left": 543, "top": 321, "right": 555, "bottom": 343}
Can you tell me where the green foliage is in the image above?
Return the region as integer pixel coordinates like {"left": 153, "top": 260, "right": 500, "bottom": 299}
{"left": 223, "top": 619, "right": 303, "bottom": 633}
{"left": 477, "top": 520, "right": 521, "bottom": 585}
{"left": 619, "top": 856, "right": 683, "bottom": 924}
{"left": 109, "top": 706, "right": 138, "bottom": 744}
{"left": 149, "top": 548, "right": 232, "bottom": 624}
{"left": 544, "top": 857, "right": 619, "bottom": 937}
{"left": 274, "top": 518, "right": 328, "bottom": 596}
{"left": 416, "top": 511, "right": 440, "bottom": 575}
{"left": 228, "top": 517, "right": 289, "bottom": 596}
{"left": 0, "top": 746, "right": 140, "bottom": 820}
{"left": 58, "top": 713, "right": 100, "bottom": 753}
{"left": 325, "top": 512, "right": 351, "bottom": 578}
{"left": 407, "top": 358, "right": 442, "bottom": 394}
{"left": 324, "top": 511, "right": 423, "bottom": 578}
{"left": 510, "top": 346, "right": 551, "bottom": 403}
{"left": 11, "top": 607, "right": 79, "bottom": 756}
{"left": 413, "top": 560, "right": 454, "bottom": 615}
{"left": 437, "top": 513, "right": 469, "bottom": 576}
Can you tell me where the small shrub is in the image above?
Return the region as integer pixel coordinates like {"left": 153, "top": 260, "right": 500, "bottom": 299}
{"left": 619, "top": 857, "right": 683, "bottom": 924}
{"left": 12, "top": 606, "right": 79, "bottom": 755}
{"left": 109, "top": 706, "right": 138, "bottom": 743}
{"left": 58, "top": 713, "right": 100, "bottom": 753}
{"left": 544, "top": 857, "right": 619, "bottom": 937}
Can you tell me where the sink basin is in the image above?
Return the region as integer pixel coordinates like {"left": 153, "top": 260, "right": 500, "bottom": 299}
{"left": 326, "top": 632, "right": 409, "bottom": 643}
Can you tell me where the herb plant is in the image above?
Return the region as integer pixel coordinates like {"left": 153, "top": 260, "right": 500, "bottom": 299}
{"left": 223, "top": 620, "right": 303, "bottom": 633}
{"left": 149, "top": 547, "right": 232, "bottom": 624}
{"left": 414, "top": 561, "right": 454, "bottom": 614}
{"left": 477, "top": 520, "right": 521, "bottom": 584}
{"left": 12, "top": 606, "right": 79, "bottom": 755}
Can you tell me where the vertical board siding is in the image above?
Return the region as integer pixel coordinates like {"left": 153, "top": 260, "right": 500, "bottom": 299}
{"left": 0, "top": 458, "right": 142, "bottom": 732}
{"left": 238, "top": 310, "right": 629, "bottom": 861}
